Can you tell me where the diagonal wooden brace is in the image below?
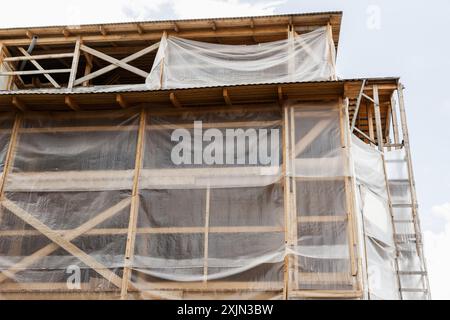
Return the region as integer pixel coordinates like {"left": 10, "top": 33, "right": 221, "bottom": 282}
{"left": 17, "top": 47, "right": 61, "bottom": 88}
{"left": 0, "top": 197, "right": 131, "bottom": 286}
{"left": 73, "top": 42, "right": 159, "bottom": 86}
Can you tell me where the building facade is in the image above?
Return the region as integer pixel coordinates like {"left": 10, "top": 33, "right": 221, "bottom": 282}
{"left": 0, "top": 12, "right": 429, "bottom": 299}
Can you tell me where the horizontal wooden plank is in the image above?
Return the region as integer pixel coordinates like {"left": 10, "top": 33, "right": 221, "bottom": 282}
{"left": 0, "top": 69, "right": 71, "bottom": 76}
{"left": 0, "top": 225, "right": 285, "bottom": 237}
{"left": 298, "top": 215, "right": 347, "bottom": 223}
{"left": 3, "top": 52, "right": 74, "bottom": 62}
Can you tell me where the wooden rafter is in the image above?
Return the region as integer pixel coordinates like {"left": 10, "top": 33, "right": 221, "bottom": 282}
{"left": 222, "top": 88, "right": 232, "bottom": 105}
{"left": 64, "top": 96, "right": 80, "bottom": 111}
{"left": 169, "top": 92, "right": 182, "bottom": 108}
{"left": 99, "top": 26, "right": 107, "bottom": 36}
{"left": 136, "top": 24, "right": 144, "bottom": 35}
{"left": 11, "top": 97, "right": 27, "bottom": 111}
{"left": 277, "top": 86, "right": 283, "bottom": 107}
{"left": 116, "top": 94, "right": 129, "bottom": 109}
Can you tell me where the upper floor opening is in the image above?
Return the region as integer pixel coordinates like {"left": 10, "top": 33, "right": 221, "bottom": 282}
{"left": 0, "top": 12, "right": 342, "bottom": 92}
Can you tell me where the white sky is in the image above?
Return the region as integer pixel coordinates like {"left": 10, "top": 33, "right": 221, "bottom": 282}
{"left": 1, "top": 0, "right": 449, "bottom": 299}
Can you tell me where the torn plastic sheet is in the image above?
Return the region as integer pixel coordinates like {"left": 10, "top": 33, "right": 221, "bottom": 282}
{"left": 352, "top": 134, "right": 399, "bottom": 300}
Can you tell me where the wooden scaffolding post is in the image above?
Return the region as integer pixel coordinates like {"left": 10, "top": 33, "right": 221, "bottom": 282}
{"left": 0, "top": 114, "right": 22, "bottom": 198}
{"left": 159, "top": 31, "right": 167, "bottom": 89}
{"left": 366, "top": 101, "right": 375, "bottom": 143}
{"left": 287, "top": 24, "right": 295, "bottom": 82}
{"left": 373, "top": 85, "right": 384, "bottom": 151}
{"left": 68, "top": 37, "right": 81, "bottom": 89}
{"left": 0, "top": 43, "right": 4, "bottom": 89}
{"left": 282, "top": 103, "right": 291, "bottom": 300}
{"left": 0, "top": 114, "right": 22, "bottom": 227}
{"left": 203, "top": 187, "right": 211, "bottom": 283}
{"left": 121, "top": 108, "right": 147, "bottom": 299}
{"left": 390, "top": 94, "right": 400, "bottom": 149}
{"left": 289, "top": 106, "right": 299, "bottom": 291}
{"left": 345, "top": 99, "right": 364, "bottom": 293}
{"left": 0, "top": 44, "right": 15, "bottom": 90}
{"left": 326, "top": 23, "right": 337, "bottom": 80}
{"left": 341, "top": 99, "right": 358, "bottom": 279}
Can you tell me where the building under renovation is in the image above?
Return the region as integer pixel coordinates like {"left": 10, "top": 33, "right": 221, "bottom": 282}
{"left": 0, "top": 12, "right": 430, "bottom": 299}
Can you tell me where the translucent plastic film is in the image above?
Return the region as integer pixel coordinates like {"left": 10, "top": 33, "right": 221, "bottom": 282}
{"left": 0, "top": 111, "right": 137, "bottom": 298}
{"left": 352, "top": 135, "right": 399, "bottom": 300}
{"left": 0, "top": 108, "right": 287, "bottom": 299}
{"left": 287, "top": 101, "right": 355, "bottom": 292}
{"left": 132, "top": 108, "right": 285, "bottom": 299}
{"left": 0, "top": 104, "right": 367, "bottom": 299}
{"left": 146, "top": 27, "right": 336, "bottom": 90}
{"left": 0, "top": 49, "right": 13, "bottom": 90}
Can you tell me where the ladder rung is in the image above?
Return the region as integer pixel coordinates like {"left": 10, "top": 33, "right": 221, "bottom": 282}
{"left": 400, "top": 288, "right": 428, "bottom": 293}
{"left": 385, "top": 143, "right": 404, "bottom": 148}
{"left": 394, "top": 219, "right": 414, "bottom": 223}
{"left": 397, "top": 247, "right": 420, "bottom": 252}
{"left": 396, "top": 240, "right": 421, "bottom": 245}
{"left": 385, "top": 159, "right": 406, "bottom": 163}
{"left": 395, "top": 235, "right": 422, "bottom": 244}
{"left": 398, "top": 271, "right": 427, "bottom": 276}
{"left": 392, "top": 203, "right": 414, "bottom": 208}
{"left": 389, "top": 179, "right": 410, "bottom": 183}
{"left": 395, "top": 233, "right": 417, "bottom": 238}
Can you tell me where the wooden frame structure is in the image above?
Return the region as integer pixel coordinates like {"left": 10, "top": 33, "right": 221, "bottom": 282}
{"left": 0, "top": 12, "right": 430, "bottom": 300}
{"left": 0, "top": 12, "right": 341, "bottom": 91}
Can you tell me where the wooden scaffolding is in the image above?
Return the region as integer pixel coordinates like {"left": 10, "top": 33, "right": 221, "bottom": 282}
{"left": 0, "top": 12, "right": 429, "bottom": 299}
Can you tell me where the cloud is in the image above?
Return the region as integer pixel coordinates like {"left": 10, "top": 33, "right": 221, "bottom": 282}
{"left": 121, "top": 0, "right": 285, "bottom": 20}
{"left": 170, "top": 0, "right": 284, "bottom": 19}
{"left": 424, "top": 203, "right": 450, "bottom": 299}
{"left": 0, "top": 0, "right": 284, "bottom": 28}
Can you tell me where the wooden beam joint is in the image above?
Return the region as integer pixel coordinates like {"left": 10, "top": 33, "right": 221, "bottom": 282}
{"left": 25, "top": 30, "right": 34, "bottom": 39}
{"left": 64, "top": 96, "right": 80, "bottom": 111}
{"left": 11, "top": 97, "right": 27, "bottom": 111}
{"left": 116, "top": 94, "right": 129, "bottom": 109}
{"left": 136, "top": 24, "right": 144, "bottom": 35}
{"left": 99, "top": 26, "right": 107, "bottom": 36}
{"left": 169, "top": 92, "right": 182, "bottom": 108}
{"left": 223, "top": 88, "right": 232, "bottom": 106}
{"left": 277, "top": 86, "right": 283, "bottom": 106}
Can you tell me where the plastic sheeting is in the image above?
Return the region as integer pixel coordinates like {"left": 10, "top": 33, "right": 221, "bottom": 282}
{"left": 0, "top": 108, "right": 288, "bottom": 299}
{"left": 352, "top": 135, "right": 400, "bottom": 300}
{"left": 0, "top": 102, "right": 425, "bottom": 299}
{"left": 132, "top": 109, "right": 285, "bottom": 298}
{"left": 146, "top": 27, "right": 336, "bottom": 90}
{"left": 287, "top": 101, "right": 354, "bottom": 292}
{"left": 0, "top": 111, "right": 137, "bottom": 294}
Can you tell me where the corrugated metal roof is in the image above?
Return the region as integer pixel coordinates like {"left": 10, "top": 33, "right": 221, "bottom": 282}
{"left": 0, "top": 11, "right": 342, "bottom": 32}
{"left": 0, "top": 77, "right": 399, "bottom": 96}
